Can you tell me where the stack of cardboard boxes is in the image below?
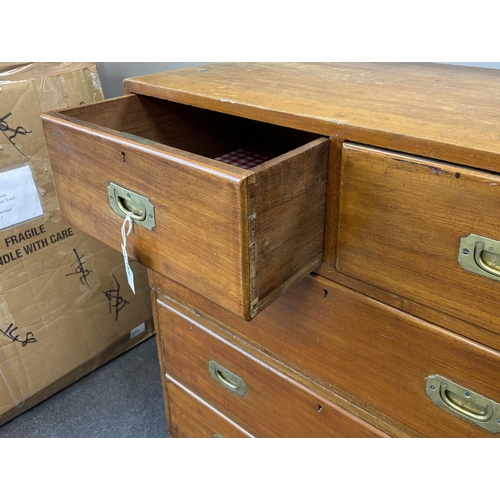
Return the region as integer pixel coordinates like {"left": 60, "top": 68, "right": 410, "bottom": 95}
{"left": 0, "top": 62, "right": 154, "bottom": 426}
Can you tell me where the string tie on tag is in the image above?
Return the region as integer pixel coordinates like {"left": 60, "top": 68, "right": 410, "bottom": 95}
{"left": 121, "top": 212, "right": 136, "bottom": 294}
{"left": 121, "top": 211, "right": 133, "bottom": 249}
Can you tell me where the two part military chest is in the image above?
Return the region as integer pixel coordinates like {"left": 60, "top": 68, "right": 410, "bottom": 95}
{"left": 42, "top": 62, "right": 500, "bottom": 437}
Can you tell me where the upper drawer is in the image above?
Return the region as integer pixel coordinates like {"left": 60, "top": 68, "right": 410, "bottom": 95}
{"left": 41, "top": 94, "right": 328, "bottom": 320}
{"left": 336, "top": 142, "right": 500, "bottom": 339}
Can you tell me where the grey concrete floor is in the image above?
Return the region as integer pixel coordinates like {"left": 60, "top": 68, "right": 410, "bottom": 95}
{"left": 0, "top": 335, "right": 169, "bottom": 438}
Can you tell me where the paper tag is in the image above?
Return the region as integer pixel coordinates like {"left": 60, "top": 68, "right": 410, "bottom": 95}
{"left": 121, "top": 212, "right": 136, "bottom": 294}
{"left": 0, "top": 164, "right": 43, "bottom": 230}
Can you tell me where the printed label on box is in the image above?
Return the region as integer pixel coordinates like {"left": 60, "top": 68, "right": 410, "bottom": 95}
{"left": 0, "top": 164, "right": 43, "bottom": 230}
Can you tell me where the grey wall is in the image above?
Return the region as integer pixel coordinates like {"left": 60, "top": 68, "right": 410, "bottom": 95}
{"left": 95, "top": 62, "right": 500, "bottom": 99}
{"left": 442, "top": 62, "right": 500, "bottom": 70}
{"left": 95, "top": 62, "right": 207, "bottom": 98}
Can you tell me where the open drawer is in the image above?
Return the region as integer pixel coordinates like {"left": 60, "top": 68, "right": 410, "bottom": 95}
{"left": 41, "top": 94, "right": 329, "bottom": 319}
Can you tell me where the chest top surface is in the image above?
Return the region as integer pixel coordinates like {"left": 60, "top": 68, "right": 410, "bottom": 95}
{"left": 124, "top": 62, "right": 500, "bottom": 172}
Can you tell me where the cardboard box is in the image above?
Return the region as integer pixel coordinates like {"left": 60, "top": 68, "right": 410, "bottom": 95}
{"left": 0, "top": 63, "right": 154, "bottom": 425}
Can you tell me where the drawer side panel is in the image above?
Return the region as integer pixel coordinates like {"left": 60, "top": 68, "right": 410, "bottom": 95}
{"left": 252, "top": 138, "right": 329, "bottom": 315}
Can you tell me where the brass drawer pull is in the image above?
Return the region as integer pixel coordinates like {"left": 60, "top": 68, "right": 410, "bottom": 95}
{"left": 208, "top": 360, "right": 246, "bottom": 397}
{"left": 426, "top": 375, "right": 500, "bottom": 433}
{"left": 459, "top": 234, "right": 500, "bottom": 281}
{"left": 107, "top": 182, "right": 155, "bottom": 230}
{"left": 474, "top": 240, "right": 500, "bottom": 278}
{"left": 117, "top": 196, "right": 146, "bottom": 222}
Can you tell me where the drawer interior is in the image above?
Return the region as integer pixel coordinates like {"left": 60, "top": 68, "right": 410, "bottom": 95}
{"left": 59, "top": 94, "right": 318, "bottom": 169}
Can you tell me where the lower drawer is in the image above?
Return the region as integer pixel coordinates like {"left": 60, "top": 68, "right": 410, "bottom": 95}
{"left": 166, "top": 376, "right": 254, "bottom": 438}
{"left": 151, "top": 271, "right": 500, "bottom": 437}
{"left": 156, "top": 296, "right": 389, "bottom": 438}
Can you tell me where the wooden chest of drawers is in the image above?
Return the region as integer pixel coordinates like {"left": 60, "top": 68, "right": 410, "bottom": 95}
{"left": 42, "top": 62, "right": 500, "bottom": 437}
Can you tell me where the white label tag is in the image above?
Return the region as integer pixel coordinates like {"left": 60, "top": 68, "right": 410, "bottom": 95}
{"left": 130, "top": 322, "right": 146, "bottom": 339}
{"left": 121, "top": 212, "right": 136, "bottom": 294}
{"left": 0, "top": 165, "right": 43, "bottom": 230}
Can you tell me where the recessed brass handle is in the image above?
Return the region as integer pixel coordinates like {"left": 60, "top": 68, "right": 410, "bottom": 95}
{"left": 439, "top": 384, "right": 493, "bottom": 423}
{"left": 208, "top": 360, "right": 246, "bottom": 397}
{"left": 107, "top": 182, "right": 155, "bottom": 230}
{"left": 116, "top": 194, "right": 146, "bottom": 222}
{"left": 426, "top": 375, "right": 500, "bottom": 433}
{"left": 473, "top": 240, "right": 500, "bottom": 278}
{"left": 215, "top": 368, "right": 239, "bottom": 390}
{"left": 459, "top": 234, "right": 500, "bottom": 282}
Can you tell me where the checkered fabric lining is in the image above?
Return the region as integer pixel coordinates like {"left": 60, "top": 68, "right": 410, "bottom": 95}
{"left": 215, "top": 145, "right": 282, "bottom": 169}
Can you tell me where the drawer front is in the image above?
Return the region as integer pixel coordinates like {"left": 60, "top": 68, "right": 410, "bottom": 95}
{"left": 151, "top": 271, "right": 500, "bottom": 437}
{"left": 41, "top": 95, "right": 328, "bottom": 320}
{"left": 336, "top": 142, "right": 500, "bottom": 338}
{"left": 156, "top": 296, "right": 389, "bottom": 438}
{"left": 166, "top": 376, "right": 254, "bottom": 438}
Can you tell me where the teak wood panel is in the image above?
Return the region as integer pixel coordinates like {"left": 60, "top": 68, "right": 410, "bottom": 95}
{"left": 335, "top": 143, "right": 500, "bottom": 341}
{"left": 155, "top": 297, "right": 389, "bottom": 438}
{"left": 250, "top": 144, "right": 327, "bottom": 314}
{"left": 165, "top": 376, "right": 255, "bottom": 438}
{"left": 41, "top": 94, "right": 328, "bottom": 320}
{"left": 151, "top": 272, "right": 500, "bottom": 437}
{"left": 124, "top": 62, "right": 500, "bottom": 173}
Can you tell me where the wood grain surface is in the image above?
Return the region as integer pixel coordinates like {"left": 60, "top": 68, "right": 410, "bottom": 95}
{"left": 151, "top": 271, "right": 500, "bottom": 437}
{"left": 165, "top": 377, "right": 255, "bottom": 438}
{"left": 124, "top": 62, "right": 500, "bottom": 173}
{"left": 335, "top": 143, "right": 500, "bottom": 343}
{"left": 42, "top": 63, "right": 500, "bottom": 437}
{"left": 156, "top": 294, "right": 390, "bottom": 438}
{"left": 41, "top": 94, "right": 327, "bottom": 319}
